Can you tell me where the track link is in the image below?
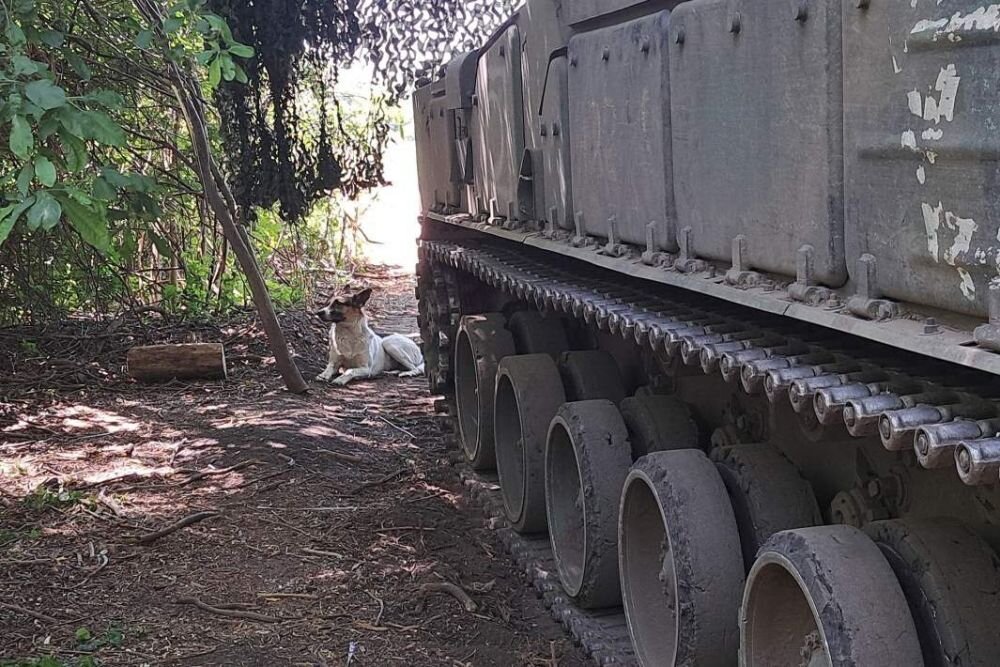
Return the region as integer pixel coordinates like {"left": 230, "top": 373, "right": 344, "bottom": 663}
{"left": 421, "top": 238, "right": 1000, "bottom": 488}
{"left": 460, "top": 470, "right": 637, "bottom": 666}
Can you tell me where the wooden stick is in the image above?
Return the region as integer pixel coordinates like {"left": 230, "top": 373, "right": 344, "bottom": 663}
{"left": 256, "top": 592, "right": 318, "bottom": 600}
{"left": 421, "top": 582, "right": 478, "bottom": 613}
{"left": 175, "top": 596, "right": 279, "bottom": 623}
{"left": 0, "top": 601, "right": 59, "bottom": 624}
{"left": 179, "top": 460, "right": 259, "bottom": 486}
{"left": 136, "top": 511, "right": 219, "bottom": 544}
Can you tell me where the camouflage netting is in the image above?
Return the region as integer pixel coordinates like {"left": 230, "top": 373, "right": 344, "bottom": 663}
{"left": 208, "top": 0, "right": 518, "bottom": 224}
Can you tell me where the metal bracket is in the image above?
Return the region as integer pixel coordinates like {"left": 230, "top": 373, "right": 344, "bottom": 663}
{"left": 571, "top": 211, "right": 596, "bottom": 248}
{"left": 598, "top": 215, "right": 630, "bottom": 257}
{"left": 846, "top": 254, "right": 899, "bottom": 320}
{"left": 543, "top": 206, "right": 569, "bottom": 241}
{"left": 788, "top": 245, "right": 835, "bottom": 305}
{"left": 974, "top": 281, "right": 1000, "bottom": 352}
{"left": 674, "top": 227, "right": 709, "bottom": 273}
{"left": 724, "top": 235, "right": 763, "bottom": 288}
{"left": 488, "top": 198, "right": 502, "bottom": 226}
{"left": 501, "top": 201, "right": 522, "bottom": 231}
{"left": 641, "top": 221, "right": 674, "bottom": 268}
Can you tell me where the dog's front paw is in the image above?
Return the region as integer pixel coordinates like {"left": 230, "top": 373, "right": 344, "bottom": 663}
{"left": 399, "top": 369, "right": 423, "bottom": 378}
{"left": 331, "top": 375, "right": 351, "bottom": 387}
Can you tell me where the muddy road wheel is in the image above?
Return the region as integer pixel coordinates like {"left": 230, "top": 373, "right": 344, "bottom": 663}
{"left": 559, "top": 350, "right": 626, "bottom": 403}
{"left": 712, "top": 444, "right": 822, "bottom": 571}
{"left": 619, "top": 449, "right": 744, "bottom": 666}
{"left": 455, "top": 314, "right": 515, "bottom": 470}
{"left": 619, "top": 394, "right": 699, "bottom": 460}
{"left": 866, "top": 518, "right": 1000, "bottom": 666}
{"left": 494, "top": 353, "right": 566, "bottom": 533}
{"left": 545, "top": 399, "right": 632, "bottom": 608}
{"left": 508, "top": 310, "right": 569, "bottom": 358}
{"left": 741, "top": 525, "right": 922, "bottom": 666}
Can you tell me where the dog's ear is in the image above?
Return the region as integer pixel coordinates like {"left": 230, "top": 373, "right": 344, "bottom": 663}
{"left": 352, "top": 288, "right": 373, "bottom": 307}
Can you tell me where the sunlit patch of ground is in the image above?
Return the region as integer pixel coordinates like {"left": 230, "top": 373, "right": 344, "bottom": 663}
{"left": 0, "top": 273, "right": 588, "bottom": 667}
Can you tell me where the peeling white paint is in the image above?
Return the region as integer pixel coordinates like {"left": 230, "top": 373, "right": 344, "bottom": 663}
{"left": 902, "top": 130, "right": 918, "bottom": 150}
{"left": 912, "top": 5, "right": 1000, "bottom": 37}
{"left": 944, "top": 212, "right": 978, "bottom": 265}
{"left": 927, "top": 151, "right": 938, "bottom": 164}
{"left": 917, "top": 166, "right": 927, "bottom": 184}
{"left": 922, "top": 202, "right": 942, "bottom": 261}
{"left": 923, "top": 64, "right": 960, "bottom": 124}
{"left": 922, "top": 128, "right": 944, "bottom": 141}
{"left": 908, "top": 90, "right": 924, "bottom": 116}
{"left": 958, "top": 268, "right": 976, "bottom": 301}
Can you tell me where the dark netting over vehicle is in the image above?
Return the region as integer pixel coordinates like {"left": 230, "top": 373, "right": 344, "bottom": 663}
{"left": 208, "top": 0, "right": 517, "bottom": 223}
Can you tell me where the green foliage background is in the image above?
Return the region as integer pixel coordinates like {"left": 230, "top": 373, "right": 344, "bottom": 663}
{"left": 0, "top": 0, "right": 393, "bottom": 326}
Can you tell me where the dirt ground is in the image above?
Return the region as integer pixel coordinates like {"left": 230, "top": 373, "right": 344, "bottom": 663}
{"left": 0, "top": 271, "right": 589, "bottom": 666}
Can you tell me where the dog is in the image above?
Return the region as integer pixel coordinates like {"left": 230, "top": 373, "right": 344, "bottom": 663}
{"left": 314, "top": 288, "right": 425, "bottom": 386}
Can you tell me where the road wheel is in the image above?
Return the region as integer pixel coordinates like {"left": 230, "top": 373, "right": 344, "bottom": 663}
{"left": 619, "top": 449, "right": 744, "bottom": 666}
{"left": 866, "top": 518, "right": 1000, "bottom": 666}
{"left": 559, "top": 350, "right": 626, "bottom": 404}
{"left": 507, "top": 310, "right": 569, "bottom": 358}
{"left": 741, "top": 525, "right": 922, "bottom": 666}
{"left": 545, "top": 400, "right": 632, "bottom": 608}
{"left": 454, "top": 314, "right": 515, "bottom": 470}
{"left": 494, "top": 353, "right": 566, "bottom": 533}
{"left": 619, "top": 394, "right": 699, "bottom": 460}
{"left": 712, "top": 444, "right": 822, "bottom": 571}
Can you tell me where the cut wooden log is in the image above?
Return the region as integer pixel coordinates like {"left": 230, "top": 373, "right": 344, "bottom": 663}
{"left": 127, "top": 343, "right": 227, "bottom": 382}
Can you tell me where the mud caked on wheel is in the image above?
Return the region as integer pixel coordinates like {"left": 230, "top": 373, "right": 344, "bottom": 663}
{"left": 454, "top": 314, "right": 515, "bottom": 470}
{"left": 619, "top": 394, "right": 699, "bottom": 460}
{"left": 507, "top": 310, "right": 570, "bottom": 358}
{"left": 865, "top": 518, "right": 1000, "bottom": 666}
{"left": 619, "top": 448, "right": 744, "bottom": 666}
{"left": 545, "top": 400, "right": 632, "bottom": 608}
{"left": 494, "top": 353, "right": 566, "bottom": 533}
{"left": 741, "top": 525, "right": 923, "bottom": 666}
{"left": 712, "top": 444, "right": 822, "bottom": 570}
{"left": 559, "top": 350, "right": 626, "bottom": 403}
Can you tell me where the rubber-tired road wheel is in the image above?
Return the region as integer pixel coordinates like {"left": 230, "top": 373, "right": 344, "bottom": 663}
{"left": 619, "top": 448, "right": 744, "bottom": 666}
{"left": 712, "top": 444, "right": 822, "bottom": 571}
{"left": 454, "top": 314, "right": 515, "bottom": 470}
{"left": 741, "top": 525, "right": 922, "bottom": 667}
{"left": 865, "top": 518, "right": 1000, "bottom": 666}
{"left": 559, "top": 350, "right": 626, "bottom": 404}
{"left": 545, "top": 399, "right": 632, "bottom": 608}
{"left": 619, "top": 394, "right": 699, "bottom": 460}
{"left": 494, "top": 353, "right": 566, "bottom": 533}
{"left": 507, "top": 310, "right": 569, "bottom": 359}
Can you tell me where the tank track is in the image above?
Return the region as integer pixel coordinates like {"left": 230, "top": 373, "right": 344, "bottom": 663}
{"left": 460, "top": 470, "right": 637, "bottom": 666}
{"left": 416, "top": 257, "right": 463, "bottom": 393}
{"left": 421, "top": 237, "right": 1000, "bottom": 488}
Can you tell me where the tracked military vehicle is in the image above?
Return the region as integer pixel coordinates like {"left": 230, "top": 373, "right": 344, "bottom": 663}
{"left": 413, "top": 1, "right": 1000, "bottom": 664}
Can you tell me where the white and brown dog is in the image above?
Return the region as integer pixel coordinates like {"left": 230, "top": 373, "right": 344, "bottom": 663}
{"left": 314, "top": 288, "right": 425, "bottom": 386}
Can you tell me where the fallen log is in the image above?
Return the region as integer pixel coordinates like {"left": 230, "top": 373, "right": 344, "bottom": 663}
{"left": 127, "top": 343, "right": 227, "bottom": 382}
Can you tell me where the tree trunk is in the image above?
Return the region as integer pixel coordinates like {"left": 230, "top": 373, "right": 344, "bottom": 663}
{"left": 134, "top": 1, "right": 308, "bottom": 394}
{"left": 128, "top": 343, "right": 227, "bottom": 382}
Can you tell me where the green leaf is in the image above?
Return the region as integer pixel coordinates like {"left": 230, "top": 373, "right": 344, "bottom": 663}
{"left": 27, "top": 192, "right": 61, "bottom": 231}
{"left": 75, "top": 627, "right": 92, "bottom": 643}
{"left": 40, "top": 30, "right": 64, "bottom": 47}
{"left": 135, "top": 30, "right": 153, "bottom": 49}
{"left": 10, "top": 115, "right": 33, "bottom": 158}
{"left": 25, "top": 80, "right": 67, "bottom": 110}
{"left": 66, "top": 53, "right": 92, "bottom": 81}
{"left": 208, "top": 58, "right": 222, "bottom": 87}
{"left": 79, "top": 111, "right": 125, "bottom": 146}
{"left": 234, "top": 66, "right": 248, "bottom": 84}
{"left": 5, "top": 23, "right": 26, "bottom": 46}
{"left": 229, "top": 43, "right": 254, "bottom": 58}
{"left": 60, "top": 131, "right": 88, "bottom": 172}
{"left": 12, "top": 55, "right": 42, "bottom": 76}
{"left": 149, "top": 230, "right": 174, "bottom": 259}
{"left": 92, "top": 177, "right": 116, "bottom": 201}
{"left": 34, "top": 156, "right": 56, "bottom": 187}
{"left": 163, "top": 17, "right": 183, "bottom": 34}
{"left": 86, "top": 90, "right": 125, "bottom": 108}
{"left": 16, "top": 163, "right": 33, "bottom": 196}
{"left": 0, "top": 196, "right": 37, "bottom": 246}
{"left": 221, "top": 55, "right": 236, "bottom": 81}
{"left": 58, "top": 195, "right": 110, "bottom": 253}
